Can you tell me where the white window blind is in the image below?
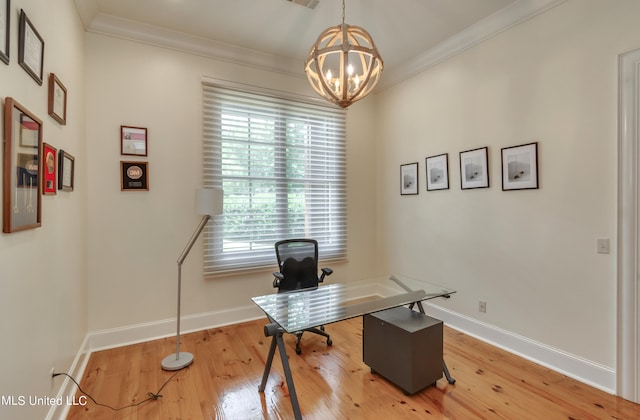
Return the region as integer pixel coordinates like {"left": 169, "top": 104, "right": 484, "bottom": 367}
{"left": 202, "top": 82, "right": 347, "bottom": 274}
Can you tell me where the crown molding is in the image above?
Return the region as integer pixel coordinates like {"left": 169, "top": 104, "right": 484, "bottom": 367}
{"left": 80, "top": 0, "right": 566, "bottom": 86}
{"left": 379, "top": 0, "right": 567, "bottom": 89}
{"left": 86, "top": 13, "right": 305, "bottom": 78}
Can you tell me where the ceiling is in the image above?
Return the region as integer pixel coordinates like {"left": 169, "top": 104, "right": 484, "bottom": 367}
{"left": 73, "top": 0, "right": 565, "bottom": 87}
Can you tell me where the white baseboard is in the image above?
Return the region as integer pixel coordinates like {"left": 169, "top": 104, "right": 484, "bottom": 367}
{"left": 424, "top": 302, "right": 615, "bottom": 394}
{"left": 48, "top": 280, "right": 615, "bottom": 419}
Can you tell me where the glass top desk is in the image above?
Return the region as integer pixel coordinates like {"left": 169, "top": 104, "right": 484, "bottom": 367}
{"left": 252, "top": 275, "right": 456, "bottom": 419}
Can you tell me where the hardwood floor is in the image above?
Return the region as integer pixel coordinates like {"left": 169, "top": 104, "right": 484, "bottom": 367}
{"left": 67, "top": 317, "right": 639, "bottom": 419}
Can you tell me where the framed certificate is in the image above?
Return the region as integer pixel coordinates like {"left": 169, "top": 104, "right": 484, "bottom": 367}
{"left": 121, "top": 126, "right": 148, "bottom": 156}
{"left": 18, "top": 9, "right": 44, "bottom": 85}
{"left": 58, "top": 150, "right": 75, "bottom": 192}
{"left": 48, "top": 74, "right": 67, "bottom": 125}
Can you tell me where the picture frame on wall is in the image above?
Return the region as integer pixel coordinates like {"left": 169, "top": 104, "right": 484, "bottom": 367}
{"left": 18, "top": 9, "right": 44, "bottom": 85}
{"left": 3, "top": 97, "right": 42, "bottom": 233}
{"left": 400, "top": 162, "right": 418, "bottom": 195}
{"left": 501, "top": 142, "right": 538, "bottom": 190}
{"left": 425, "top": 153, "right": 449, "bottom": 191}
{"left": 0, "top": 0, "right": 10, "bottom": 65}
{"left": 48, "top": 73, "right": 67, "bottom": 125}
{"left": 121, "top": 125, "right": 148, "bottom": 156}
{"left": 42, "top": 142, "right": 57, "bottom": 195}
{"left": 121, "top": 161, "right": 149, "bottom": 191}
{"left": 58, "top": 149, "right": 75, "bottom": 192}
{"left": 459, "top": 147, "right": 489, "bottom": 190}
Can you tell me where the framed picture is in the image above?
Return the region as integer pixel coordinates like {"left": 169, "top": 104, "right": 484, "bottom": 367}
{"left": 0, "top": 0, "right": 9, "bottom": 65}
{"left": 58, "top": 150, "right": 75, "bottom": 192}
{"left": 501, "top": 142, "right": 538, "bottom": 190}
{"left": 400, "top": 162, "right": 418, "bottom": 195}
{"left": 18, "top": 9, "right": 44, "bottom": 85}
{"left": 48, "top": 73, "right": 67, "bottom": 125}
{"left": 3, "top": 97, "right": 42, "bottom": 233}
{"left": 460, "top": 147, "right": 489, "bottom": 190}
{"left": 121, "top": 126, "right": 147, "bottom": 156}
{"left": 425, "top": 153, "right": 449, "bottom": 191}
{"left": 121, "top": 161, "right": 149, "bottom": 191}
{"left": 42, "top": 143, "right": 57, "bottom": 195}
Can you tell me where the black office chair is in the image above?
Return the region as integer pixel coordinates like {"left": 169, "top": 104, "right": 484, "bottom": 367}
{"left": 273, "top": 238, "right": 333, "bottom": 354}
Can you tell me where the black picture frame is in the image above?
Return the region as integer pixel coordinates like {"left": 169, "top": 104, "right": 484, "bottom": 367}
{"left": 58, "top": 150, "right": 75, "bottom": 192}
{"left": 0, "top": 0, "right": 10, "bottom": 65}
{"left": 501, "top": 142, "right": 539, "bottom": 191}
{"left": 425, "top": 153, "right": 449, "bottom": 191}
{"left": 400, "top": 162, "right": 419, "bottom": 195}
{"left": 459, "top": 147, "right": 489, "bottom": 190}
{"left": 121, "top": 161, "right": 149, "bottom": 191}
{"left": 18, "top": 9, "right": 44, "bottom": 85}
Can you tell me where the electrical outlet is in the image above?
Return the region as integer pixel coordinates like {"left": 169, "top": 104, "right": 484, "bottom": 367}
{"left": 50, "top": 367, "right": 55, "bottom": 389}
{"left": 479, "top": 301, "right": 486, "bottom": 313}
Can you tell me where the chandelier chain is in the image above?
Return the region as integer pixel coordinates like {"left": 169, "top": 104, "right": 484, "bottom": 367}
{"left": 342, "top": 0, "right": 345, "bottom": 25}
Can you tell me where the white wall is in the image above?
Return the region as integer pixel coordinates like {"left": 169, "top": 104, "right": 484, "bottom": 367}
{"left": 85, "top": 34, "right": 379, "bottom": 332}
{"left": 0, "top": 1, "right": 86, "bottom": 419}
{"left": 376, "top": 0, "right": 640, "bottom": 370}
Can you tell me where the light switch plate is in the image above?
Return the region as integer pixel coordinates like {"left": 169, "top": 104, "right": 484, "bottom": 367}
{"left": 597, "top": 238, "right": 610, "bottom": 254}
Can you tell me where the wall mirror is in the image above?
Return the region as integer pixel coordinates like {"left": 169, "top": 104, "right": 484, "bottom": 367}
{"left": 3, "top": 97, "right": 42, "bottom": 232}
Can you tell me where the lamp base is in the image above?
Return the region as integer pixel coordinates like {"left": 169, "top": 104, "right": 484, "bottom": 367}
{"left": 161, "top": 352, "right": 194, "bottom": 371}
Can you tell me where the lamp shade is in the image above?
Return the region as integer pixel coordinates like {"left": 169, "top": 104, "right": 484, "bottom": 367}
{"left": 195, "top": 188, "right": 223, "bottom": 216}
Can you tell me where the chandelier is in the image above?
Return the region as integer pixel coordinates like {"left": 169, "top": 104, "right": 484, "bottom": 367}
{"left": 304, "top": 0, "right": 383, "bottom": 108}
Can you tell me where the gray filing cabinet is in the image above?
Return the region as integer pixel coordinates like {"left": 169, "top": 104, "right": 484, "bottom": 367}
{"left": 363, "top": 306, "right": 443, "bottom": 394}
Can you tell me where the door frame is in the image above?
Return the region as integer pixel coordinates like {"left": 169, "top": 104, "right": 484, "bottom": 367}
{"left": 617, "top": 47, "right": 640, "bottom": 403}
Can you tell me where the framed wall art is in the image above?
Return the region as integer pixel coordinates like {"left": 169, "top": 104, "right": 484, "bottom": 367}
{"left": 121, "top": 125, "right": 147, "bottom": 156}
{"left": 0, "top": 0, "right": 9, "bottom": 65}
{"left": 58, "top": 150, "right": 75, "bottom": 192}
{"left": 460, "top": 147, "right": 489, "bottom": 190}
{"left": 501, "top": 142, "right": 538, "bottom": 190}
{"left": 18, "top": 9, "right": 44, "bottom": 85}
{"left": 425, "top": 153, "right": 449, "bottom": 191}
{"left": 121, "top": 161, "right": 149, "bottom": 191}
{"left": 48, "top": 73, "right": 67, "bottom": 125}
{"left": 400, "top": 162, "right": 418, "bottom": 195}
{"left": 3, "top": 97, "right": 42, "bottom": 233}
{"left": 42, "top": 142, "right": 57, "bottom": 195}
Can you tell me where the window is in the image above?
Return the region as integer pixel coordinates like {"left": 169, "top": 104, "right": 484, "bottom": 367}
{"left": 202, "top": 82, "right": 347, "bottom": 274}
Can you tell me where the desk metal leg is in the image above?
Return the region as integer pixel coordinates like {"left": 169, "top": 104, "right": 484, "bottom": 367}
{"left": 259, "top": 323, "right": 302, "bottom": 420}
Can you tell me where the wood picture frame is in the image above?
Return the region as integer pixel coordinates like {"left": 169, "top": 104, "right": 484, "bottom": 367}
{"left": 48, "top": 73, "right": 67, "bottom": 125}
{"left": 425, "top": 153, "right": 449, "bottom": 191}
{"left": 58, "top": 150, "right": 75, "bottom": 192}
{"left": 0, "top": 0, "right": 9, "bottom": 65}
{"left": 121, "top": 161, "right": 149, "bottom": 191}
{"left": 18, "top": 9, "right": 44, "bottom": 85}
{"left": 400, "top": 162, "right": 418, "bottom": 195}
{"left": 501, "top": 142, "right": 539, "bottom": 190}
{"left": 121, "top": 125, "right": 148, "bottom": 156}
{"left": 42, "top": 142, "right": 57, "bottom": 195}
{"left": 460, "top": 147, "right": 489, "bottom": 190}
{"left": 3, "top": 97, "right": 42, "bottom": 233}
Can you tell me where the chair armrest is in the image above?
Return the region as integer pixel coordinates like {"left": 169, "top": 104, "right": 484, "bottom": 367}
{"left": 319, "top": 267, "right": 333, "bottom": 282}
{"left": 273, "top": 272, "right": 284, "bottom": 288}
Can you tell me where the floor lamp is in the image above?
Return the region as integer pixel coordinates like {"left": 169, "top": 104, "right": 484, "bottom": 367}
{"left": 161, "top": 187, "right": 223, "bottom": 371}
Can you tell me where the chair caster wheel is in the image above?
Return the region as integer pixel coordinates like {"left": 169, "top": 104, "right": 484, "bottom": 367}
{"left": 295, "top": 347, "right": 302, "bottom": 355}
{"left": 327, "top": 339, "right": 333, "bottom": 346}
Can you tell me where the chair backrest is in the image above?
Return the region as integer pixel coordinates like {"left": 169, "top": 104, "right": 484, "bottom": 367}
{"left": 274, "top": 239, "right": 319, "bottom": 291}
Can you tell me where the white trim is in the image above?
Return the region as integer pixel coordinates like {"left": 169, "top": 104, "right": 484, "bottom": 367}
{"left": 617, "top": 47, "right": 640, "bottom": 402}
{"left": 425, "top": 303, "right": 616, "bottom": 394}
{"left": 51, "top": 277, "right": 615, "bottom": 417}
{"left": 78, "top": 1, "right": 566, "bottom": 88}
{"left": 45, "top": 335, "right": 91, "bottom": 420}
{"left": 380, "top": 0, "right": 567, "bottom": 88}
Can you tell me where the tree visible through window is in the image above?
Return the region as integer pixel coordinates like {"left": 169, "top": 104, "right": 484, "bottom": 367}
{"left": 202, "top": 83, "right": 347, "bottom": 274}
